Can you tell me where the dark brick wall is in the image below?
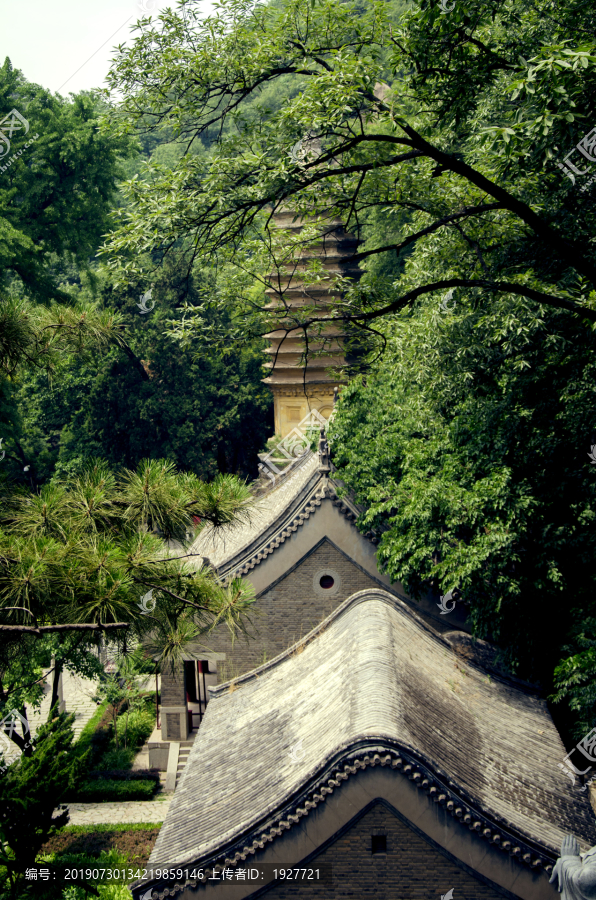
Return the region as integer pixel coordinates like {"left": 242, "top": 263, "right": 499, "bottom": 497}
{"left": 200, "top": 541, "right": 380, "bottom": 682}
{"left": 161, "top": 667, "right": 186, "bottom": 706}
{"left": 165, "top": 713, "right": 181, "bottom": 741}
{"left": 262, "top": 801, "right": 507, "bottom": 900}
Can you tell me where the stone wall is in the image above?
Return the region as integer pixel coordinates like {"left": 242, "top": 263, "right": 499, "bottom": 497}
{"left": 160, "top": 666, "right": 188, "bottom": 741}
{"left": 263, "top": 801, "right": 507, "bottom": 900}
{"left": 161, "top": 667, "right": 186, "bottom": 706}
{"left": 165, "top": 712, "right": 181, "bottom": 741}
{"left": 191, "top": 540, "right": 380, "bottom": 682}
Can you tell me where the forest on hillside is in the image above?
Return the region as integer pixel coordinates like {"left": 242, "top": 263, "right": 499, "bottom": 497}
{"left": 1, "top": 0, "right": 596, "bottom": 883}
{"left": 0, "top": 58, "right": 273, "bottom": 485}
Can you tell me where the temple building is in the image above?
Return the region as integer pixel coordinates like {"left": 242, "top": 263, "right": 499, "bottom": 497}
{"left": 134, "top": 589, "right": 596, "bottom": 900}
{"left": 136, "top": 214, "right": 596, "bottom": 899}
{"left": 153, "top": 210, "right": 463, "bottom": 754}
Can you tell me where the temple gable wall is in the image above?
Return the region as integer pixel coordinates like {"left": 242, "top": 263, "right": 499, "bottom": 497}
{"left": 190, "top": 539, "right": 380, "bottom": 682}
{"left": 263, "top": 801, "right": 509, "bottom": 900}
{"left": 239, "top": 498, "right": 395, "bottom": 596}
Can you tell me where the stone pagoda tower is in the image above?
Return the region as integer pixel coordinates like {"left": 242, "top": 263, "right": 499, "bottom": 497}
{"left": 262, "top": 211, "right": 362, "bottom": 437}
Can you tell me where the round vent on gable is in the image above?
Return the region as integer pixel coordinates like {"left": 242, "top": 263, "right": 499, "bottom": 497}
{"left": 313, "top": 568, "right": 341, "bottom": 597}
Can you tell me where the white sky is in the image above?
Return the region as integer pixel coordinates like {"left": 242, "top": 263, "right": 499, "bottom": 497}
{"left": 0, "top": 0, "right": 215, "bottom": 96}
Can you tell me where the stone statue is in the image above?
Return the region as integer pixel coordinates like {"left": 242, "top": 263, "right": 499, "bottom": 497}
{"left": 550, "top": 834, "right": 596, "bottom": 900}
{"left": 318, "top": 427, "right": 330, "bottom": 471}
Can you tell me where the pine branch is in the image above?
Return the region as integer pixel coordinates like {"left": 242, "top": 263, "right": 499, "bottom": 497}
{"left": 0, "top": 623, "right": 130, "bottom": 635}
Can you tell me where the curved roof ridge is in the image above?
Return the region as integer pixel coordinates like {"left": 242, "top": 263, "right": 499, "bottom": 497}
{"left": 175, "top": 741, "right": 560, "bottom": 873}
{"left": 208, "top": 588, "right": 530, "bottom": 697}
{"left": 225, "top": 474, "right": 329, "bottom": 577}
{"left": 189, "top": 455, "right": 379, "bottom": 579}
{"left": 228, "top": 475, "right": 378, "bottom": 579}
{"left": 136, "top": 740, "right": 564, "bottom": 900}
{"left": 253, "top": 445, "right": 315, "bottom": 499}
{"left": 208, "top": 589, "right": 405, "bottom": 697}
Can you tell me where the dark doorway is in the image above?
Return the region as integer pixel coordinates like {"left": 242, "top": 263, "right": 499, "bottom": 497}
{"left": 184, "top": 660, "right": 198, "bottom": 702}
{"left": 185, "top": 660, "right": 211, "bottom": 731}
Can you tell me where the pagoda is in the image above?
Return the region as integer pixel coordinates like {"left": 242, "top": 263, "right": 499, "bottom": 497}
{"left": 262, "top": 210, "right": 362, "bottom": 437}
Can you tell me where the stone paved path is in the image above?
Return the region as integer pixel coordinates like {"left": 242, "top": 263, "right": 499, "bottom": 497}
{"left": 62, "top": 800, "right": 171, "bottom": 825}
{"left": 35, "top": 669, "right": 99, "bottom": 740}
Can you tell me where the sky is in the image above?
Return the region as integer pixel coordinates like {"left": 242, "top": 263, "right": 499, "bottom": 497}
{"left": 0, "top": 0, "right": 214, "bottom": 96}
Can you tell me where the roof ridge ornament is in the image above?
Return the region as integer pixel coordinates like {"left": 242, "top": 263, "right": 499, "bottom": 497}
{"left": 318, "top": 426, "right": 330, "bottom": 472}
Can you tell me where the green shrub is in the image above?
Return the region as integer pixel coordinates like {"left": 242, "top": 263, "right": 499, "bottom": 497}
{"left": 94, "top": 748, "right": 135, "bottom": 771}
{"left": 75, "top": 702, "right": 111, "bottom": 772}
{"left": 115, "top": 701, "right": 154, "bottom": 752}
{"left": 59, "top": 823, "right": 158, "bottom": 834}
{"left": 82, "top": 696, "right": 156, "bottom": 777}
{"left": 71, "top": 780, "right": 158, "bottom": 802}
{"left": 62, "top": 884, "right": 132, "bottom": 900}
{"left": 34, "top": 849, "right": 132, "bottom": 899}
{"left": 0, "top": 712, "right": 84, "bottom": 899}
{"left": 86, "top": 769, "right": 159, "bottom": 784}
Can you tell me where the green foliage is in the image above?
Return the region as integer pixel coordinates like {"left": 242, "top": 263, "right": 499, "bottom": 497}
{"left": 75, "top": 701, "right": 110, "bottom": 768}
{"left": 92, "top": 674, "right": 142, "bottom": 751}
{"left": 96, "top": 0, "right": 596, "bottom": 735}
{"left": 65, "top": 692, "right": 157, "bottom": 800}
{"left": 91, "top": 673, "right": 154, "bottom": 757}
{"left": 114, "top": 702, "right": 153, "bottom": 753}
{"left": 0, "top": 63, "right": 271, "bottom": 488}
{"left": 58, "top": 824, "right": 158, "bottom": 833}
{"left": 0, "top": 58, "right": 134, "bottom": 303}
{"left": 552, "top": 619, "right": 596, "bottom": 739}
{"left": 35, "top": 849, "right": 133, "bottom": 899}
{"left": 94, "top": 747, "right": 136, "bottom": 770}
{"left": 71, "top": 779, "right": 157, "bottom": 803}
{"left": 0, "top": 712, "right": 83, "bottom": 897}
{"left": 4, "top": 268, "right": 273, "bottom": 486}
{"left": 100, "top": 0, "right": 596, "bottom": 357}
{"left": 0, "top": 297, "right": 128, "bottom": 472}
{"left": 0, "top": 457, "right": 257, "bottom": 751}
{"left": 329, "top": 291, "right": 596, "bottom": 709}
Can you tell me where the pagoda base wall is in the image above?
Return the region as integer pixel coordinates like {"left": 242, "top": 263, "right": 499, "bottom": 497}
{"left": 270, "top": 385, "right": 339, "bottom": 437}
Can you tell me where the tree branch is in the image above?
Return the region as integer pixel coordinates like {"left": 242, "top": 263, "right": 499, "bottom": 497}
{"left": 277, "top": 279, "right": 596, "bottom": 327}
{"left": 360, "top": 279, "right": 596, "bottom": 322}
{"left": 133, "top": 580, "right": 212, "bottom": 613}
{"left": 346, "top": 203, "right": 504, "bottom": 263}
{"left": 120, "top": 342, "right": 150, "bottom": 382}
{"left": 359, "top": 127, "right": 596, "bottom": 285}
{"left": 0, "top": 623, "right": 130, "bottom": 635}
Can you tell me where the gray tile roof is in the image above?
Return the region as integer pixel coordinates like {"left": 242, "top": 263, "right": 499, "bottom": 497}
{"left": 145, "top": 590, "right": 595, "bottom": 884}
{"left": 186, "top": 452, "right": 367, "bottom": 580}
{"left": 188, "top": 452, "right": 320, "bottom": 573}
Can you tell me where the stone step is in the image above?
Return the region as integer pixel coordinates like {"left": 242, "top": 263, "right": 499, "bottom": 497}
{"left": 165, "top": 737, "right": 197, "bottom": 791}
{"left": 175, "top": 752, "right": 190, "bottom": 786}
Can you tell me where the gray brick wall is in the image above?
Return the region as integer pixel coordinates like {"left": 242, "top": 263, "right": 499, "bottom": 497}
{"left": 263, "top": 801, "right": 506, "bottom": 900}
{"left": 165, "top": 712, "right": 181, "bottom": 741}
{"left": 161, "top": 667, "right": 186, "bottom": 706}
{"left": 199, "top": 541, "right": 380, "bottom": 682}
